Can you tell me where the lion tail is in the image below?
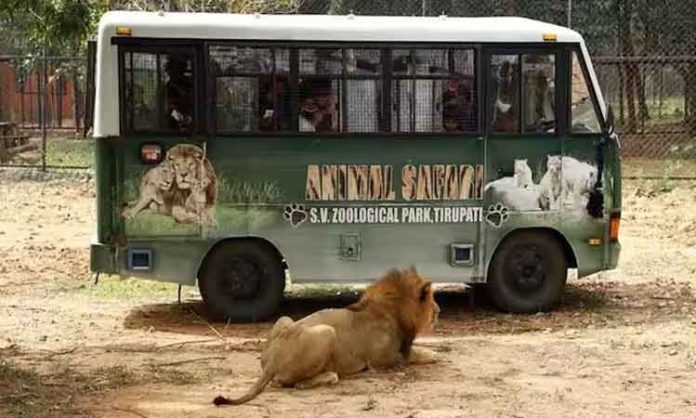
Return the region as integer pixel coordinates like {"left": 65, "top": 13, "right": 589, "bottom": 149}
{"left": 213, "top": 371, "right": 274, "bottom": 406}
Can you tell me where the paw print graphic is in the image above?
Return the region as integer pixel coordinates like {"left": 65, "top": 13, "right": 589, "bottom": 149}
{"left": 485, "top": 203, "right": 509, "bottom": 228}
{"left": 283, "top": 203, "right": 307, "bottom": 228}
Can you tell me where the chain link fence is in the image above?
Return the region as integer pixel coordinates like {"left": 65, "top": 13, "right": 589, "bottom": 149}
{"left": 0, "top": 0, "right": 694, "bottom": 177}
{"left": 0, "top": 54, "right": 93, "bottom": 170}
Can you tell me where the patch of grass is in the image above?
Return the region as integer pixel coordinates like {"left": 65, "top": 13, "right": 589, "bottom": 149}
{"left": 124, "top": 206, "right": 281, "bottom": 236}
{"left": 122, "top": 176, "right": 140, "bottom": 202}
{"left": 71, "top": 275, "right": 200, "bottom": 302}
{"left": 45, "top": 137, "right": 94, "bottom": 168}
{"left": 0, "top": 361, "right": 45, "bottom": 418}
{"left": 88, "top": 365, "right": 137, "bottom": 391}
{"left": 285, "top": 283, "right": 364, "bottom": 299}
{"left": 0, "top": 356, "right": 200, "bottom": 418}
{"left": 667, "top": 139, "right": 696, "bottom": 160}
{"left": 214, "top": 206, "right": 280, "bottom": 230}
{"left": 0, "top": 361, "right": 135, "bottom": 418}
{"left": 124, "top": 210, "right": 199, "bottom": 236}
{"left": 145, "top": 365, "right": 198, "bottom": 385}
{"left": 217, "top": 176, "right": 283, "bottom": 204}
{"left": 623, "top": 157, "right": 696, "bottom": 179}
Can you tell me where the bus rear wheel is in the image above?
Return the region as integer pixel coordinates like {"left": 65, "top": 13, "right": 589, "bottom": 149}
{"left": 486, "top": 230, "right": 568, "bottom": 313}
{"left": 198, "top": 240, "right": 285, "bottom": 323}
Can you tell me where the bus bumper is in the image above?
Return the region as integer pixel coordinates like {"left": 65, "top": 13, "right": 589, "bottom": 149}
{"left": 90, "top": 242, "right": 117, "bottom": 274}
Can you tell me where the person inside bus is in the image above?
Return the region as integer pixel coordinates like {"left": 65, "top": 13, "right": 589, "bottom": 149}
{"left": 259, "top": 74, "right": 292, "bottom": 132}
{"left": 526, "top": 68, "right": 555, "bottom": 133}
{"left": 163, "top": 55, "right": 194, "bottom": 131}
{"left": 491, "top": 59, "right": 519, "bottom": 133}
{"left": 442, "top": 79, "right": 476, "bottom": 133}
{"left": 258, "top": 75, "right": 276, "bottom": 131}
{"left": 298, "top": 78, "right": 337, "bottom": 133}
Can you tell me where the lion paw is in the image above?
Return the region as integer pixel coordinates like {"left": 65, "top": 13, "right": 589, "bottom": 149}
{"left": 294, "top": 372, "right": 339, "bottom": 389}
{"left": 283, "top": 203, "right": 307, "bottom": 228}
{"left": 122, "top": 208, "right": 134, "bottom": 219}
{"left": 485, "top": 203, "right": 509, "bottom": 228}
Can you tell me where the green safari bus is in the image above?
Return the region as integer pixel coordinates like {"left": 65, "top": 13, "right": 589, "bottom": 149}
{"left": 90, "top": 11, "right": 621, "bottom": 321}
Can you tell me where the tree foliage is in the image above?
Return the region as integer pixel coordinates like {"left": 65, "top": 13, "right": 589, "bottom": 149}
{"left": 0, "top": 0, "right": 301, "bottom": 56}
{"left": 0, "top": 0, "right": 102, "bottom": 56}
{"left": 105, "top": 0, "right": 300, "bottom": 14}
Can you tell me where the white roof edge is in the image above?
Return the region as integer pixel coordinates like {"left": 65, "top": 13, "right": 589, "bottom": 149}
{"left": 97, "top": 11, "right": 584, "bottom": 44}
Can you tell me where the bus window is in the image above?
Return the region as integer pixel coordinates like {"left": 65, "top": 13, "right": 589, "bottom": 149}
{"left": 490, "top": 53, "right": 556, "bottom": 134}
{"left": 490, "top": 54, "right": 520, "bottom": 133}
{"left": 344, "top": 49, "right": 381, "bottom": 133}
{"left": 299, "top": 49, "right": 341, "bottom": 133}
{"left": 522, "top": 54, "right": 555, "bottom": 133}
{"left": 122, "top": 50, "right": 195, "bottom": 133}
{"left": 571, "top": 52, "right": 602, "bottom": 133}
{"left": 209, "top": 46, "right": 289, "bottom": 133}
{"left": 392, "top": 49, "right": 476, "bottom": 133}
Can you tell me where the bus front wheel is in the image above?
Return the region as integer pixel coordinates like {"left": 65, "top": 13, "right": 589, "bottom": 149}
{"left": 486, "top": 230, "right": 568, "bottom": 313}
{"left": 198, "top": 241, "right": 285, "bottom": 323}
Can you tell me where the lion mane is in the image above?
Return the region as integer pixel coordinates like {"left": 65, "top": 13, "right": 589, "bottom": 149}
{"left": 165, "top": 143, "right": 217, "bottom": 210}
{"left": 213, "top": 266, "right": 440, "bottom": 406}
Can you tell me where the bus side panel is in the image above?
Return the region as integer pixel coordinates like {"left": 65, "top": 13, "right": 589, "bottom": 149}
{"left": 562, "top": 135, "right": 608, "bottom": 277}
{"left": 95, "top": 136, "right": 116, "bottom": 244}
{"left": 204, "top": 135, "right": 485, "bottom": 283}
{"left": 116, "top": 240, "right": 210, "bottom": 285}
{"left": 483, "top": 134, "right": 563, "bottom": 276}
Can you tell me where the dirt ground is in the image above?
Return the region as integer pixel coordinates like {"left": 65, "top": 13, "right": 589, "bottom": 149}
{"left": 1, "top": 170, "right": 696, "bottom": 418}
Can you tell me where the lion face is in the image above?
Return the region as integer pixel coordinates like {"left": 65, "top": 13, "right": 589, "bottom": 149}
{"left": 171, "top": 155, "right": 199, "bottom": 190}
{"left": 166, "top": 144, "right": 205, "bottom": 191}
{"left": 157, "top": 163, "right": 175, "bottom": 191}
{"left": 412, "top": 271, "right": 440, "bottom": 332}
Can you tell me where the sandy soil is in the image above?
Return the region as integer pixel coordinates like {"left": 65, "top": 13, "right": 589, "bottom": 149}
{"left": 1, "top": 171, "right": 696, "bottom": 418}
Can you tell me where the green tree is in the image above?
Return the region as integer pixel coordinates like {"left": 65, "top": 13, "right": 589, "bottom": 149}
{"left": 0, "top": 0, "right": 100, "bottom": 56}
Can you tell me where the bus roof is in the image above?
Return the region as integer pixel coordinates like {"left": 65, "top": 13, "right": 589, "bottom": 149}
{"left": 98, "top": 11, "right": 584, "bottom": 44}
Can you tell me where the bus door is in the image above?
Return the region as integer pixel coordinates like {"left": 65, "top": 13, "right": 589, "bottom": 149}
{"left": 118, "top": 43, "right": 209, "bottom": 239}
{"left": 482, "top": 47, "right": 564, "bottom": 257}
{"left": 563, "top": 48, "right": 618, "bottom": 272}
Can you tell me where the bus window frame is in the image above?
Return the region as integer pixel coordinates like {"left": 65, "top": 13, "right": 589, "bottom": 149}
{"left": 568, "top": 45, "right": 608, "bottom": 136}
{"left": 389, "top": 47, "right": 478, "bottom": 134}
{"left": 113, "top": 38, "right": 608, "bottom": 139}
{"left": 483, "top": 44, "right": 566, "bottom": 138}
{"left": 203, "top": 40, "right": 481, "bottom": 137}
{"left": 207, "top": 44, "right": 287, "bottom": 134}
{"left": 116, "top": 39, "right": 205, "bottom": 137}
{"left": 114, "top": 38, "right": 482, "bottom": 138}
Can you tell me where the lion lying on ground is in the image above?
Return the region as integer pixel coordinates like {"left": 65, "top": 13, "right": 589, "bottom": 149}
{"left": 213, "top": 266, "right": 440, "bottom": 406}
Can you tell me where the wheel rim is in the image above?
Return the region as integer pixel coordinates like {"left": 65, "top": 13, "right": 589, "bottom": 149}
{"left": 504, "top": 244, "right": 546, "bottom": 293}
{"left": 219, "top": 257, "right": 263, "bottom": 299}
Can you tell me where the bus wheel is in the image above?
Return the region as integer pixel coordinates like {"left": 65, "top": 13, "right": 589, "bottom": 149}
{"left": 486, "top": 230, "right": 568, "bottom": 313}
{"left": 198, "top": 241, "right": 285, "bottom": 323}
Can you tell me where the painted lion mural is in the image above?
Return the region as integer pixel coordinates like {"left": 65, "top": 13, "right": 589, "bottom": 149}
{"left": 122, "top": 143, "right": 217, "bottom": 226}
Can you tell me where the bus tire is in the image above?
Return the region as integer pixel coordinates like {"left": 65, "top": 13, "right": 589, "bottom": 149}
{"left": 486, "top": 230, "right": 568, "bottom": 313}
{"left": 198, "top": 241, "right": 285, "bottom": 323}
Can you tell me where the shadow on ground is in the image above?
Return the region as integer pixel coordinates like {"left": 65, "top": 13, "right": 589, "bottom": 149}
{"left": 121, "top": 280, "right": 679, "bottom": 339}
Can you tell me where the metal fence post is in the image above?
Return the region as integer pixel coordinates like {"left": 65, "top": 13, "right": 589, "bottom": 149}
{"left": 567, "top": 0, "right": 572, "bottom": 28}
{"left": 73, "top": 69, "right": 79, "bottom": 135}
{"left": 41, "top": 51, "right": 47, "bottom": 171}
